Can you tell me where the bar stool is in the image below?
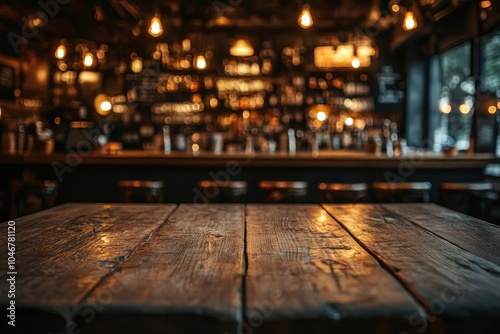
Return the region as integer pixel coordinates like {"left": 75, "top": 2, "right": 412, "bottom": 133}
{"left": 371, "top": 182, "right": 432, "bottom": 203}
{"left": 118, "top": 180, "right": 165, "bottom": 203}
{"left": 198, "top": 180, "right": 248, "bottom": 203}
{"left": 440, "top": 182, "right": 496, "bottom": 221}
{"left": 259, "top": 181, "right": 308, "bottom": 203}
{"left": 11, "top": 180, "right": 59, "bottom": 218}
{"left": 318, "top": 183, "right": 368, "bottom": 203}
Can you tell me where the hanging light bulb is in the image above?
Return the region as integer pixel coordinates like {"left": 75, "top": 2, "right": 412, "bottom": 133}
{"left": 149, "top": 13, "right": 163, "bottom": 37}
{"left": 94, "top": 3, "right": 105, "bottom": 22}
{"left": 195, "top": 55, "right": 207, "bottom": 70}
{"left": 83, "top": 52, "right": 95, "bottom": 67}
{"left": 298, "top": 4, "right": 313, "bottom": 29}
{"left": 55, "top": 45, "right": 66, "bottom": 59}
{"left": 402, "top": 10, "right": 418, "bottom": 31}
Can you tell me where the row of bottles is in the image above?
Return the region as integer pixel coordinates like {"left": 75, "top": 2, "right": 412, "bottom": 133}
{"left": 106, "top": 109, "right": 404, "bottom": 157}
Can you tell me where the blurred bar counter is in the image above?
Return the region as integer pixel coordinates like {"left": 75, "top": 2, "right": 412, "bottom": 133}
{"left": 1, "top": 151, "right": 498, "bottom": 221}
{"left": 1, "top": 150, "right": 498, "bottom": 168}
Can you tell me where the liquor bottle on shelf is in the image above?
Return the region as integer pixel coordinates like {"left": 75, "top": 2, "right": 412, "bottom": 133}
{"left": 260, "top": 41, "right": 276, "bottom": 75}
{"left": 341, "top": 125, "right": 352, "bottom": 149}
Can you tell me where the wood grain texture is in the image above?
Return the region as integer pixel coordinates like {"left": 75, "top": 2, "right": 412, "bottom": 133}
{"left": 0, "top": 203, "right": 175, "bottom": 332}
{"left": 323, "top": 204, "right": 500, "bottom": 327}
{"left": 81, "top": 204, "right": 245, "bottom": 333}
{"left": 245, "top": 204, "right": 425, "bottom": 333}
{"left": 382, "top": 204, "right": 500, "bottom": 266}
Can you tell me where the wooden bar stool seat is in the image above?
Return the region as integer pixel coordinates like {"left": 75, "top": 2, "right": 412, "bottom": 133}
{"left": 440, "top": 182, "right": 496, "bottom": 220}
{"left": 259, "top": 181, "right": 308, "bottom": 203}
{"left": 198, "top": 180, "right": 248, "bottom": 203}
{"left": 318, "top": 183, "right": 368, "bottom": 203}
{"left": 11, "top": 180, "right": 59, "bottom": 218}
{"left": 118, "top": 180, "right": 165, "bottom": 203}
{"left": 371, "top": 182, "right": 432, "bottom": 203}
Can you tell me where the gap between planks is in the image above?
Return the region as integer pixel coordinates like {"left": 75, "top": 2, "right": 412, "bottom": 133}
{"left": 319, "top": 203, "right": 434, "bottom": 322}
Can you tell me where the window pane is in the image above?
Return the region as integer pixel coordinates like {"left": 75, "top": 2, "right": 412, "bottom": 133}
{"left": 482, "top": 29, "right": 500, "bottom": 94}
{"left": 431, "top": 43, "right": 473, "bottom": 152}
{"left": 481, "top": 29, "right": 500, "bottom": 155}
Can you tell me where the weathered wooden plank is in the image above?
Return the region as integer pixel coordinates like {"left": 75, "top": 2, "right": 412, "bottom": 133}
{"left": 246, "top": 204, "right": 426, "bottom": 334}
{"left": 323, "top": 204, "right": 500, "bottom": 333}
{"left": 383, "top": 203, "right": 500, "bottom": 265}
{"left": 0, "top": 203, "right": 176, "bottom": 333}
{"left": 81, "top": 204, "right": 245, "bottom": 334}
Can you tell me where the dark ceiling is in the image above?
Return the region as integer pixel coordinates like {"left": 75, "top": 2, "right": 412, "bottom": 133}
{"left": 1, "top": 0, "right": 486, "bottom": 58}
{"left": 0, "top": 0, "right": 396, "bottom": 45}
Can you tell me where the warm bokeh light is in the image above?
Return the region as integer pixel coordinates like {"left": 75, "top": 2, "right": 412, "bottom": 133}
{"left": 488, "top": 105, "right": 497, "bottom": 114}
{"left": 55, "top": 45, "right": 66, "bottom": 59}
{"left": 459, "top": 103, "right": 471, "bottom": 115}
{"left": 345, "top": 117, "right": 354, "bottom": 126}
{"left": 403, "top": 11, "right": 418, "bottom": 31}
{"left": 195, "top": 55, "right": 207, "bottom": 70}
{"left": 209, "top": 97, "right": 218, "bottom": 108}
{"left": 316, "top": 111, "right": 326, "bottom": 121}
{"left": 100, "top": 100, "right": 112, "bottom": 112}
{"left": 83, "top": 52, "right": 95, "bottom": 67}
{"left": 94, "top": 93, "right": 112, "bottom": 116}
{"left": 131, "top": 57, "right": 143, "bottom": 73}
{"left": 440, "top": 103, "right": 452, "bottom": 114}
{"left": 480, "top": 1, "right": 492, "bottom": 9}
{"left": 149, "top": 16, "right": 163, "bottom": 37}
{"left": 351, "top": 57, "right": 360, "bottom": 68}
{"left": 298, "top": 4, "right": 313, "bottom": 29}
{"left": 214, "top": 15, "right": 230, "bottom": 26}
{"left": 230, "top": 39, "right": 254, "bottom": 57}
{"left": 391, "top": 4, "right": 400, "bottom": 13}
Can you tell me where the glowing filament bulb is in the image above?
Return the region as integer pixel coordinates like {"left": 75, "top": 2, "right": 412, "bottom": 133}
{"left": 403, "top": 11, "right": 418, "bottom": 31}
{"left": 298, "top": 4, "right": 313, "bottom": 29}
{"left": 149, "top": 15, "right": 163, "bottom": 37}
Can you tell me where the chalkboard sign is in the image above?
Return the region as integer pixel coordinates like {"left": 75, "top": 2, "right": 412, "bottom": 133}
{"left": 374, "top": 66, "right": 405, "bottom": 110}
{"left": 376, "top": 66, "right": 404, "bottom": 105}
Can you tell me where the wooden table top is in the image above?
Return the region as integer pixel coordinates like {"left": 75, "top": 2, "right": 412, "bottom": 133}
{"left": 1, "top": 203, "right": 500, "bottom": 334}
